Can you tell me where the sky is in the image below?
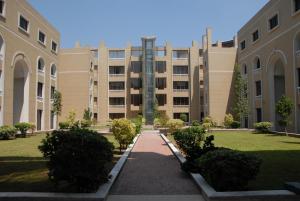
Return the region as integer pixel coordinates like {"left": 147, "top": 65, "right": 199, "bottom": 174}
{"left": 28, "top": 0, "right": 268, "bottom": 48}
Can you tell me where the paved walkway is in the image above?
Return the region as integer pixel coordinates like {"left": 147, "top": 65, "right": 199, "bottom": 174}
{"left": 108, "top": 130, "right": 203, "bottom": 201}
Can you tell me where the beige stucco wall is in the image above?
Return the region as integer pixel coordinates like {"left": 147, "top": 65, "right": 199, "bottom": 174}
{"left": 0, "top": 0, "right": 59, "bottom": 130}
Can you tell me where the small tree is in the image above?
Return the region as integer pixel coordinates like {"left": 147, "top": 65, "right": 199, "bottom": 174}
{"left": 232, "top": 65, "right": 249, "bottom": 122}
{"left": 112, "top": 118, "right": 136, "bottom": 152}
{"left": 180, "top": 113, "right": 188, "bottom": 123}
{"left": 52, "top": 90, "right": 62, "bottom": 116}
{"left": 83, "top": 108, "right": 92, "bottom": 121}
{"left": 275, "top": 95, "right": 294, "bottom": 134}
{"left": 224, "top": 113, "right": 234, "bottom": 128}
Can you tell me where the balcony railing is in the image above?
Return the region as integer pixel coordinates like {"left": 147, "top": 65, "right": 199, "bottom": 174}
{"left": 173, "top": 88, "right": 189, "bottom": 92}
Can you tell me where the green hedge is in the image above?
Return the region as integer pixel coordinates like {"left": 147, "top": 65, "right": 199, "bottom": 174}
{"left": 0, "top": 125, "right": 17, "bottom": 140}
{"left": 39, "top": 128, "right": 114, "bottom": 192}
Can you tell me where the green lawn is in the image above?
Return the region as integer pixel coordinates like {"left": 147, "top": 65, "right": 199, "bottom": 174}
{"left": 0, "top": 133, "right": 120, "bottom": 192}
{"left": 168, "top": 131, "right": 300, "bottom": 190}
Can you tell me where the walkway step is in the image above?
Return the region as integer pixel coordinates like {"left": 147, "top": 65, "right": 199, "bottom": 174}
{"left": 107, "top": 195, "right": 204, "bottom": 201}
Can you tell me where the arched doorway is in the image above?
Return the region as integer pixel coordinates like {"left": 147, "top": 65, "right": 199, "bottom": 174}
{"left": 13, "top": 59, "right": 29, "bottom": 124}
{"left": 267, "top": 51, "right": 287, "bottom": 132}
{"left": 274, "top": 59, "right": 285, "bottom": 131}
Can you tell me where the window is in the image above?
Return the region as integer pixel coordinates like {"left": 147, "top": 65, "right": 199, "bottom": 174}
{"left": 94, "top": 65, "right": 98, "bottom": 70}
{"left": 51, "top": 86, "right": 55, "bottom": 99}
{"left": 297, "top": 68, "right": 300, "bottom": 87}
{"left": 109, "top": 113, "right": 125, "bottom": 119}
{"left": 173, "top": 97, "right": 189, "bottom": 105}
{"left": 109, "top": 97, "right": 125, "bottom": 105}
{"left": 50, "top": 111, "right": 55, "bottom": 129}
{"left": 19, "top": 15, "right": 29, "bottom": 33}
{"left": 109, "top": 50, "right": 125, "bottom": 59}
{"left": 269, "top": 14, "right": 278, "bottom": 30}
{"left": 155, "top": 78, "right": 166, "bottom": 89}
{"left": 93, "top": 81, "right": 98, "bottom": 86}
{"left": 173, "top": 81, "right": 188, "bottom": 90}
{"left": 37, "top": 110, "right": 43, "bottom": 131}
{"left": 156, "top": 94, "right": 167, "bottom": 106}
{"left": 131, "top": 49, "right": 143, "bottom": 57}
{"left": 109, "top": 82, "right": 125, "bottom": 90}
{"left": 156, "top": 50, "right": 166, "bottom": 57}
{"left": 156, "top": 61, "right": 166, "bottom": 73}
{"left": 131, "top": 78, "right": 142, "bottom": 89}
{"left": 240, "top": 40, "right": 246, "bottom": 50}
{"left": 173, "top": 65, "right": 188, "bottom": 74}
{"left": 252, "top": 30, "right": 259, "bottom": 42}
{"left": 51, "top": 40, "right": 57, "bottom": 52}
{"left": 37, "top": 82, "right": 43, "bottom": 98}
{"left": 173, "top": 50, "right": 188, "bottom": 59}
{"left": 93, "top": 113, "right": 98, "bottom": 121}
{"left": 294, "top": 0, "right": 300, "bottom": 12}
{"left": 94, "top": 97, "right": 98, "bottom": 103}
{"left": 255, "top": 58, "right": 261, "bottom": 69}
{"left": 256, "top": 108, "right": 262, "bottom": 123}
{"left": 51, "top": 65, "right": 57, "bottom": 77}
{"left": 174, "top": 113, "right": 189, "bottom": 122}
{"left": 243, "top": 64, "right": 247, "bottom": 74}
{"left": 109, "top": 66, "right": 124, "bottom": 75}
{"left": 0, "top": 0, "right": 5, "bottom": 16}
{"left": 255, "top": 80, "right": 262, "bottom": 96}
{"left": 131, "top": 94, "right": 142, "bottom": 106}
{"left": 131, "top": 61, "right": 142, "bottom": 73}
{"left": 200, "top": 65, "right": 203, "bottom": 69}
{"left": 37, "top": 58, "right": 44, "bottom": 72}
{"left": 38, "top": 30, "right": 46, "bottom": 44}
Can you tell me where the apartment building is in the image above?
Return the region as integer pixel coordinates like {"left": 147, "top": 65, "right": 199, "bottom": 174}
{"left": 59, "top": 38, "right": 205, "bottom": 124}
{"left": 202, "top": 28, "right": 238, "bottom": 125}
{"left": 0, "top": 0, "right": 60, "bottom": 130}
{"left": 238, "top": 0, "right": 300, "bottom": 133}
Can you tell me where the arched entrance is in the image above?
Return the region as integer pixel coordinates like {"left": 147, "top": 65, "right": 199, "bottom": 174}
{"left": 267, "top": 51, "right": 286, "bottom": 131}
{"left": 274, "top": 59, "right": 285, "bottom": 131}
{"left": 13, "top": 59, "right": 29, "bottom": 124}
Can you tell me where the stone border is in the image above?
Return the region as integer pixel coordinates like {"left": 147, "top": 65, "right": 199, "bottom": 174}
{"left": 0, "top": 134, "right": 141, "bottom": 201}
{"left": 160, "top": 134, "right": 299, "bottom": 201}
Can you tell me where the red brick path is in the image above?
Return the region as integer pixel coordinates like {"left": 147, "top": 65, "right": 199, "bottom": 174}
{"left": 110, "top": 131, "right": 201, "bottom": 195}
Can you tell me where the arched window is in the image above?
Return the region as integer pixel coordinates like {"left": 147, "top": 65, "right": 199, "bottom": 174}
{"left": 295, "top": 33, "right": 300, "bottom": 52}
{"left": 243, "top": 64, "right": 247, "bottom": 74}
{"left": 256, "top": 58, "right": 261, "bottom": 69}
{"left": 51, "top": 64, "right": 56, "bottom": 77}
{"left": 37, "top": 58, "right": 44, "bottom": 72}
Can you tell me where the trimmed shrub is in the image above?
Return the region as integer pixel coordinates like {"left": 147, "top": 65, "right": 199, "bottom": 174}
{"left": 154, "top": 118, "right": 161, "bottom": 128}
{"left": 0, "top": 125, "right": 17, "bottom": 140}
{"left": 191, "top": 120, "right": 201, "bottom": 127}
{"left": 173, "top": 126, "right": 206, "bottom": 159}
{"left": 39, "top": 129, "right": 114, "bottom": 192}
{"left": 166, "top": 119, "right": 184, "bottom": 134}
{"left": 59, "top": 121, "right": 70, "bottom": 129}
{"left": 196, "top": 149, "right": 261, "bottom": 191}
{"left": 112, "top": 118, "right": 136, "bottom": 152}
{"left": 180, "top": 113, "right": 188, "bottom": 122}
{"left": 231, "top": 121, "right": 241, "bottom": 128}
{"left": 254, "top": 122, "right": 272, "bottom": 133}
{"left": 202, "top": 122, "right": 211, "bottom": 132}
{"left": 131, "top": 115, "right": 142, "bottom": 134}
{"left": 224, "top": 113, "right": 234, "bottom": 128}
{"left": 29, "top": 123, "right": 36, "bottom": 134}
{"left": 81, "top": 120, "right": 92, "bottom": 128}
{"left": 14, "top": 122, "right": 32, "bottom": 137}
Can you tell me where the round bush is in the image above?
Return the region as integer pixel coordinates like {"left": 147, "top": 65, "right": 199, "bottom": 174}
{"left": 196, "top": 149, "right": 261, "bottom": 191}
{"left": 39, "top": 129, "right": 114, "bottom": 192}
{"left": 166, "top": 119, "right": 184, "bottom": 134}
{"left": 14, "top": 122, "right": 32, "bottom": 137}
{"left": 254, "top": 122, "right": 272, "bottom": 133}
{"left": 0, "top": 125, "right": 17, "bottom": 140}
{"left": 230, "top": 121, "right": 241, "bottom": 128}
{"left": 112, "top": 118, "right": 136, "bottom": 152}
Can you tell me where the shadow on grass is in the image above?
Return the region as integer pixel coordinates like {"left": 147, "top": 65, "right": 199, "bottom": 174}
{"left": 240, "top": 150, "right": 300, "bottom": 190}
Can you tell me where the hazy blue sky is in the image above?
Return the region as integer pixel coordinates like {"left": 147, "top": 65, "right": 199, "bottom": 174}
{"left": 28, "top": 0, "right": 268, "bottom": 48}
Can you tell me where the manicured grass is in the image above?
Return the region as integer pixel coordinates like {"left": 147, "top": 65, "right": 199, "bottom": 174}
{"left": 168, "top": 131, "right": 300, "bottom": 190}
{"left": 0, "top": 133, "right": 120, "bottom": 192}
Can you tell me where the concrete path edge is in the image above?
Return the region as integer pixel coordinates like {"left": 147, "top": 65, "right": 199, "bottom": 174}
{"left": 0, "top": 134, "right": 141, "bottom": 201}
{"left": 160, "top": 133, "right": 300, "bottom": 201}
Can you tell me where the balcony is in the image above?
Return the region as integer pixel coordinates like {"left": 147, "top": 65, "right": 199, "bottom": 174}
{"left": 109, "top": 105, "right": 126, "bottom": 113}
{"left": 130, "top": 71, "right": 142, "bottom": 78}
{"left": 173, "top": 74, "right": 189, "bottom": 81}
{"left": 109, "top": 90, "right": 125, "bottom": 97}
{"left": 109, "top": 74, "right": 125, "bottom": 81}
{"left": 173, "top": 89, "right": 189, "bottom": 96}
{"left": 173, "top": 105, "right": 189, "bottom": 113}
{"left": 130, "top": 104, "right": 142, "bottom": 111}
{"left": 130, "top": 88, "right": 142, "bottom": 94}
